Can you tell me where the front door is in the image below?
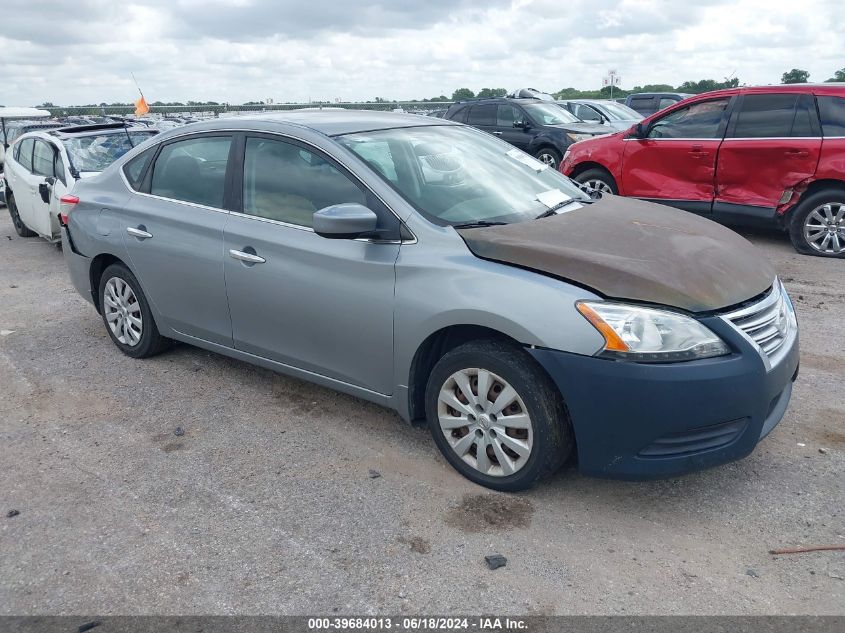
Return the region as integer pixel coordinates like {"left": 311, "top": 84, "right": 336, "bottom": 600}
{"left": 495, "top": 104, "right": 532, "bottom": 151}
{"left": 715, "top": 93, "right": 822, "bottom": 218}
{"left": 223, "top": 135, "right": 399, "bottom": 394}
{"left": 122, "top": 134, "right": 234, "bottom": 346}
{"left": 621, "top": 97, "right": 732, "bottom": 212}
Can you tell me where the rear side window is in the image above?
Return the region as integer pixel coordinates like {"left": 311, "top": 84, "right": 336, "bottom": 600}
{"left": 467, "top": 104, "right": 496, "bottom": 126}
{"left": 731, "top": 94, "right": 819, "bottom": 138}
{"left": 123, "top": 146, "right": 156, "bottom": 191}
{"left": 818, "top": 96, "right": 845, "bottom": 136}
{"left": 32, "top": 140, "right": 56, "bottom": 177}
{"left": 17, "top": 138, "right": 35, "bottom": 172}
{"left": 449, "top": 106, "right": 469, "bottom": 123}
{"left": 150, "top": 136, "right": 232, "bottom": 208}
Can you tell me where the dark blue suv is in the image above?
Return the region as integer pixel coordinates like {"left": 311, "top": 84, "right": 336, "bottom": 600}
{"left": 444, "top": 98, "right": 612, "bottom": 169}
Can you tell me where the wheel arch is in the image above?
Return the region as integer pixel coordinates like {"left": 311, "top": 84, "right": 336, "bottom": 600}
{"left": 569, "top": 161, "right": 615, "bottom": 181}
{"left": 89, "top": 253, "right": 127, "bottom": 314}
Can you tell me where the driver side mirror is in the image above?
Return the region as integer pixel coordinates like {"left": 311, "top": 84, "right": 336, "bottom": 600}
{"left": 633, "top": 122, "right": 649, "bottom": 138}
{"left": 313, "top": 203, "right": 379, "bottom": 239}
{"left": 513, "top": 120, "right": 529, "bottom": 129}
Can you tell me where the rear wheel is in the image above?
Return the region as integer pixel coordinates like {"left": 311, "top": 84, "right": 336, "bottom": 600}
{"left": 98, "top": 263, "right": 171, "bottom": 358}
{"left": 788, "top": 189, "right": 845, "bottom": 257}
{"left": 534, "top": 147, "right": 562, "bottom": 169}
{"left": 7, "top": 193, "right": 36, "bottom": 237}
{"left": 573, "top": 168, "right": 618, "bottom": 195}
{"left": 425, "top": 339, "right": 573, "bottom": 491}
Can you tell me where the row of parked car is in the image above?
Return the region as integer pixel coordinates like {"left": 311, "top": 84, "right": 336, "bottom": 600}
{"left": 443, "top": 84, "right": 845, "bottom": 257}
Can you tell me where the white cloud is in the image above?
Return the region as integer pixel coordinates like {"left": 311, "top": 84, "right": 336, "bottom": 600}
{"left": 0, "top": 0, "right": 842, "bottom": 106}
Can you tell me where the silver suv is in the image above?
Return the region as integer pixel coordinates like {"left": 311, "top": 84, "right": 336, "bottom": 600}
{"left": 60, "top": 112, "right": 798, "bottom": 490}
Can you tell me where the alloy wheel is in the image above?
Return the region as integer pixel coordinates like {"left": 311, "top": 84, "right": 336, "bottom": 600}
{"left": 537, "top": 152, "right": 557, "bottom": 168}
{"left": 437, "top": 368, "right": 534, "bottom": 477}
{"left": 103, "top": 277, "right": 143, "bottom": 346}
{"left": 803, "top": 202, "right": 845, "bottom": 254}
{"left": 583, "top": 179, "right": 614, "bottom": 195}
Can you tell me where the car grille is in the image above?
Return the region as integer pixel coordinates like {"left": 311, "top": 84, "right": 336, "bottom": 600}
{"left": 721, "top": 280, "right": 797, "bottom": 370}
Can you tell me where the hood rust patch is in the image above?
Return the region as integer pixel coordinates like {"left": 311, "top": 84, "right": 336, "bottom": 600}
{"left": 458, "top": 196, "right": 775, "bottom": 312}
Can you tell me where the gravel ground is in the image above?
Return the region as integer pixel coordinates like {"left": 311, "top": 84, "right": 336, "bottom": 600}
{"left": 0, "top": 211, "right": 842, "bottom": 615}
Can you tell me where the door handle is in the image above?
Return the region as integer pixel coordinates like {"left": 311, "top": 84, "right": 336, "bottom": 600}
{"left": 126, "top": 226, "right": 153, "bottom": 239}
{"left": 229, "top": 249, "right": 266, "bottom": 264}
{"left": 492, "top": 131, "right": 503, "bottom": 135}
{"left": 785, "top": 149, "right": 809, "bottom": 158}
{"left": 689, "top": 144, "right": 709, "bottom": 158}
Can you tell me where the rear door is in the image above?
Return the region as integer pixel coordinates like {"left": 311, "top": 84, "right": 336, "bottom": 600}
{"left": 223, "top": 134, "right": 399, "bottom": 394}
{"left": 465, "top": 104, "right": 497, "bottom": 136}
{"left": 621, "top": 97, "right": 732, "bottom": 211}
{"left": 715, "top": 93, "right": 822, "bottom": 221}
{"left": 121, "top": 134, "right": 234, "bottom": 346}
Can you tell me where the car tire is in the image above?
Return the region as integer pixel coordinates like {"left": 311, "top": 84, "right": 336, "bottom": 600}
{"left": 573, "top": 168, "right": 618, "bottom": 195}
{"left": 98, "top": 263, "right": 171, "bottom": 358}
{"left": 7, "top": 193, "right": 37, "bottom": 237}
{"left": 788, "top": 188, "right": 845, "bottom": 258}
{"left": 534, "top": 147, "right": 562, "bottom": 169}
{"left": 425, "top": 338, "right": 573, "bottom": 491}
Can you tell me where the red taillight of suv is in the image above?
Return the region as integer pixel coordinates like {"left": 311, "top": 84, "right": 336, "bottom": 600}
{"left": 59, "top": 195, "right": 79, "bottom": 225}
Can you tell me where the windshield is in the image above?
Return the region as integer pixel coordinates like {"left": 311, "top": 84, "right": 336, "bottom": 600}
{"left": 594, "top": 101, "right": 641, "bottom": 120}
{"left": 524, "top": 103, "right": 580, "bottom": 125}
{"left": 62, "top": 130, "right": 157, "bottom": 172}
{"left": 337, "top": 125, "right": 588, "bottom": 226}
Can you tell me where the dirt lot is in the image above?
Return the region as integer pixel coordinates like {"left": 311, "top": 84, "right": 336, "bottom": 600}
{"left": 0, "top": 211, "right": 842, "bottom": 615}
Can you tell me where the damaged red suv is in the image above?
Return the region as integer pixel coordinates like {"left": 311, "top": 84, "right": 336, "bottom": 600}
{"left": 560, "top": 84, "right": 845, "bottom": 257}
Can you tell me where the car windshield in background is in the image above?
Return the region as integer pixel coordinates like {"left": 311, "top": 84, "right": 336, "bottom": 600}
{"left": 62, "top": 130, "right": 157, "bottom": 173}
{"left": 337, "top": 125, "right": 588, "bottom": 226}
{"left": 597, "top": 101, "right": 641, "bottom": 120}
{"left": 525, "top": 103, "right": 580, "bottom": 125}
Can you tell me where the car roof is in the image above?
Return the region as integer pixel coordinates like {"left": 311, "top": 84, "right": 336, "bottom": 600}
{"left": 48, "top": 123, "right": 157, "bottom": 138}
{"left": 202, "top": 110, "right": 459, "bottom": 136}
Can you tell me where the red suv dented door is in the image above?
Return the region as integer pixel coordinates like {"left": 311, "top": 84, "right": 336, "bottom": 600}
{"left": 714, "top": 92, "right": 822, "bottom": 223}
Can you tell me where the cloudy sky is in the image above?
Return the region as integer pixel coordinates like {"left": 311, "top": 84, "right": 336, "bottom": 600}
{"left": 2, "top": 0, "right": 844, "bottom": 106}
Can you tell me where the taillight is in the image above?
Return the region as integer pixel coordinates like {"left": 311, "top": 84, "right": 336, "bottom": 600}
{"left": 59, "top": 195, "right": 79, "bottom": 225}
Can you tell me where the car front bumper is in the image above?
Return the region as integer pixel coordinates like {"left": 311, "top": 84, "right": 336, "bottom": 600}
{"left": 529, "top": 312, "right": 799, "bottom": 479}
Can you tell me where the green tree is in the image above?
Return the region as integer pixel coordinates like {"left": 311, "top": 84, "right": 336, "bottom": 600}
{"left": 476, "top": 87, "right": 507, "bottom": 98}
{"left": 451, "top": 88, "right": 475, "bottom": 101}
{"left": 826, "top": 68, "right": 845, "bottom": 82}
{"left": 782, "top": 68, "right": 810, "bottom": 84}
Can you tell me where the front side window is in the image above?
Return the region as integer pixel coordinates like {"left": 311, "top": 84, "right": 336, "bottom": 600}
{"left": 150, "top": 136, "right": 232, "bottom": 208}
{"left": 337, "top": 125, "right": 589, "bottom": 226}
{"left": 658, "top": 98, "right": 678, "bottom": 110}
{"left": 242, "top": 137, "right": 366, "bottom": 228}
{"left": 32, "top": 140, "right": 56, "bottom": 177}
{"left": 54, "top": 152, "right": 66, "bottom": 185}
{"left": 731, "top": 94, "right": 817, "bottom": 138}
{"left": 817, "top": 96, "right": 845, "bottom": 136}
{"left": 648, "top": 99, "right": 729, "bottom": 139}
{"left": 496, "top": 105, "right": 522, "bottom": 127}
{"left": 17, "top": 138, "right": 35, "bottom": 172}
{"left": 574, "top": 104, "right": 602, "bottom": 122}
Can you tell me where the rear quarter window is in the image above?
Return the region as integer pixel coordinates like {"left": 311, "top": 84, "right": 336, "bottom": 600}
{"left": 818, "top": 96, "right": 845, "bottom": 136}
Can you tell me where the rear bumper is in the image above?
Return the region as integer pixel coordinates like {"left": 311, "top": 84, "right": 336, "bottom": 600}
{"left": 61, "top": 226, "right": 95, "bottom": 307}
{"left": 529, "top": 316, "right": 799, "bottom": 479}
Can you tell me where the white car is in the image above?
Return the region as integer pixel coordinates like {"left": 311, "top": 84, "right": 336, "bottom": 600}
{"left": 4, "top": 123, "right": 157, "bottom": 240}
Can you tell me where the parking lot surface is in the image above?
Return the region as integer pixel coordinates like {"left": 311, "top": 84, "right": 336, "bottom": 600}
{"left": 0, "top": 212, "right": 843, "bottom": 615}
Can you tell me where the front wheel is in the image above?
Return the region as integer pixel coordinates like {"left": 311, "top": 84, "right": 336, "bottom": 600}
{"left": 788, "top": 189, "right": 845, "bottom": 257}
{"left": 7, "top": 194, "right": 36, "bottom": 237}
{"left": 425, "top": 339, "right": 573, "bottom": 491}
{"left": 534, "top": 147, "right": 562, "bottom": 169}
{"left": 573, "top": 168, "right": 618, "bottom": 196}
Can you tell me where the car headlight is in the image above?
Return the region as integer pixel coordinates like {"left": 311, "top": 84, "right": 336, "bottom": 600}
{"left": 566, "top": 133, "right": 593, "bottom": 143}
{"left": 576, "top": 301, "right": 730, "bottom": 362}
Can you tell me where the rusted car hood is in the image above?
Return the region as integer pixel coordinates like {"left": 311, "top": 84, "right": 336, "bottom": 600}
{"left": 458, "top": 196, "right": 775, "bottom": 313}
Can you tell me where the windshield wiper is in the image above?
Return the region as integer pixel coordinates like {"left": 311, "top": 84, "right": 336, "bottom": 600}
{"left": 451, "top": 221, "right": 509, "bottom": 229}
{"left": 535, "top": 197, "right": 595, "bottom": 219}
